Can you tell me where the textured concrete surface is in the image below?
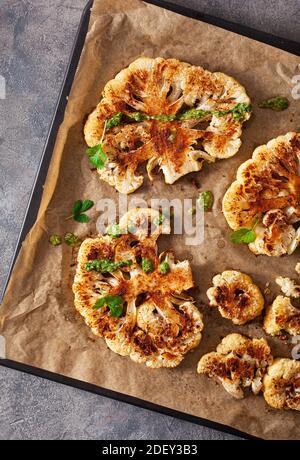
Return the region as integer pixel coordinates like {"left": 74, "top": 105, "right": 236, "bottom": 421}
{"left": 167, "top": 0, "right": 300, "bottom": 42}
{"left": 0, "top": 0, "right": 298, "bottom": 441}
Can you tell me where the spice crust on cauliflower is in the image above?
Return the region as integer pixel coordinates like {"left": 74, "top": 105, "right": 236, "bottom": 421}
{"left": 73, "top": 208, "right": 204, "bottom": 368}
{"left": 263, "top": 358, "right": 300, "bottom": 411}
{"left": 223, "top": 132, "right": 300, "bottom": 256}
{"left": 207, "top": 270, "right": 264, "bottom": 325}
{"left": 263, "top": 295, "right": 300, "bottom": 337}
{"left": 197, "top": 333, "right": 273, "bottom": 399}
{"left": 85, "top": 57, "right": 251, "bottom": 194}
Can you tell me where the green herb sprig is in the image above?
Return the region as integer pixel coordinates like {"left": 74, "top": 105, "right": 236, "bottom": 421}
{"left": 93, "top": 295, "right": 123, "bottom": 317}
{"left": 66, "top": 199, "right": 94, "bottom": 223}
{"left": 230, "top": 218, "right": 260, "bottom": 245}
{"left": 86, "top": 120, "right": 108, "bottom": 169}
{"left": 86, "top": 144, "right": 107, "bottom": 169}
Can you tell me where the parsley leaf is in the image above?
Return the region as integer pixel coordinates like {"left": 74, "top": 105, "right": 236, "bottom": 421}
{"left": 74, "top": 214, "right": 90, "bottom": 223}
{"left": 72, "top": 200, "right": 83, "bottom": 216}
{"left": 107, "top": 296, "right": 124, "bottom": 317}
{"left": 93, "top": 298, "right": 106, "bottom": 310}
{"left": 230, "top": 218, "right": 259, "bottom": 244}
{"left": 86, "top": 144, "right": 107, "bottom": 169}
{"left": 80, "top": 199, "right": 94, "bottom": 212}
{"left": 68, "top": 199, "right": 94, "bottom": 223}
{"left": 93, "top": 295, "right": 123, "bottom": 317}
{"left": 230, "top": 228, "right": 256, "bottom": 244}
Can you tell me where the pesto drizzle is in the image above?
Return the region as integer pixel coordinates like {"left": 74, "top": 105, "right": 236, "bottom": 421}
{"left": 105, "top": 103, "right": 251, "bottom": 130}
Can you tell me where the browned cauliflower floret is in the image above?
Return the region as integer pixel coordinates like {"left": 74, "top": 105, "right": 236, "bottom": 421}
{"left": 207, "top": 270, "right": 264, "bottom": 325}
{"left": 263, "top": 295, "right": 300, "bottom": 337}
{"left": 223, "top": 132, "right": 300, "bottom": 256}
{"left": 276, "top": 276, "right": 300, "bottom": 298}
{"left": 197, "top": 334, "right": 273, "bottom": 399}
{"left": 73, "top": 208, "right": 204, "bottom": 368}
{"left": 84, "top": 57, "right": 251, "bottom": 194}
{"left": 248, "top": 210, "right": 298, "bottom": 257}
{"left": 263, "top": 358, "right": 300, "bottom": 411}
{"left": 276, "top": 262, "right": 300, "bottom": 298}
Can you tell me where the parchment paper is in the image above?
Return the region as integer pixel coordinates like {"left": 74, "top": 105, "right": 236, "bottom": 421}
{"left": 1, "top": 0, "right": 300, "bottom": 439}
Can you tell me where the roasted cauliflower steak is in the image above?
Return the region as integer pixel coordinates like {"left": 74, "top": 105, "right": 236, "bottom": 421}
{"left": 223, "top": 133, "right": 300, "bottom": 256}
{"left": 197, "top": 333, "right": 273, "bottom": 399}
{"left": 73, "top": 208, "right": 204, "bottom": 368}
{"left": 263, "top": 358, "right": 300, "bottom": 411}
{"left": 264, "top": 295, "right": 300, "bottom": 337}
{"left": 85, "top": 57, "right": 251, "bottom": 193}
{"left": 207, "top": 270, "right": 264, "bottom": 325}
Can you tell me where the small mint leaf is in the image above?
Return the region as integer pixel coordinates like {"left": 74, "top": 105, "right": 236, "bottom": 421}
{"left": 230, "top": 228, "right": 256, "bottom": 244}
{"left": 81, "top": 200, "right": 94, "bottom": 213}
{"left": 72, "top": 200, "right": 83, "bottom": 216}
{"left": 74, "top": 213, "right": 90, "bottom": 223}
{"left": 86, "top": 144, "right": 107, "bottom": 169}
{"left": 93, "top": 298, "right": 106, "bottom": 310}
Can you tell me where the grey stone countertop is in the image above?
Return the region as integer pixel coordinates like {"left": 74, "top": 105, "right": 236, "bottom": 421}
{"left": 0, "top": 0, "right": 299, "bottom": 441}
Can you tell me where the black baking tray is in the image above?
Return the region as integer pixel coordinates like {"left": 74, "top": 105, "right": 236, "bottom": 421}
{"left": 1, "top": 0, "right": 299, "bottom": 441}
